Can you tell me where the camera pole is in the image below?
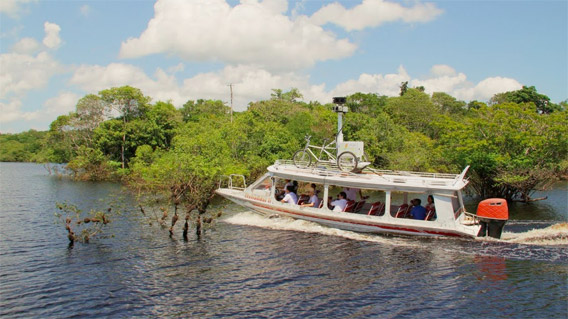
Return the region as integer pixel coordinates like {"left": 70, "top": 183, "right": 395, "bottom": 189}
{"left": 332, "top": 97, "right": 348, "bottom": 146}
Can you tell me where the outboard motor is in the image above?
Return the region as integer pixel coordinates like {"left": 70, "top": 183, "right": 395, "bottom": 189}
{"left": 476, "top": 198, "right": 509, "bottom": 239}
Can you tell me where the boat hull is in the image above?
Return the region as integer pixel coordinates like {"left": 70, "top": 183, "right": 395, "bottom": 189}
{"left": 216, "top": 188, "right": 478, "bottom": 238}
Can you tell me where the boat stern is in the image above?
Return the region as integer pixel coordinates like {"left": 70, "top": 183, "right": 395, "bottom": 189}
{"left": 476, "top": 198, "right": 509, "bottom": 239}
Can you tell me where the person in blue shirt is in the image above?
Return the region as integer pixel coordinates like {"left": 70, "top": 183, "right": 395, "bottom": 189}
{"left": 410, "top": 198, "right": 427, "bottom": 220}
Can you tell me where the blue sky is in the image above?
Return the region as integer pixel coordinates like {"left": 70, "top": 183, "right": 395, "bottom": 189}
{"left": 1, "top": 0, "right": 566, "bottom": 133}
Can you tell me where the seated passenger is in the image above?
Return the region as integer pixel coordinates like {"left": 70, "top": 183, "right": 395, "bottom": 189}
{"left": 301, "top": 188, "right": 320, "bottom": 208}
{"left": 280, "top": 185, "right": 298, "bottom": 205}
{"left": 343, "top": 187, "right": 367, "bottom": 201}
{"left": 425, "top": 195, "right": 435, "bottom": 211}
{"left": 277, "top": 179, "right": 293, "bottom": 199}
{"left": 311, "top": 183, "right": 321, "bottom": 196}
{"left": 409, "top": 198, "right": 427, "bottom": 220}
{"left": 331, "top": 192, "right": 348, "bottom": 212}
{"left": 425, "top": 195, "right": 436, "bottom": 220}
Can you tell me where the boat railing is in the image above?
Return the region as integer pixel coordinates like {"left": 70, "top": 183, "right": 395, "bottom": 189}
{"left": 364, "top": 167, "right": 459, "bottom": 180}
{"left": 219, "top": 174, "right": 246, "bottom": 190}
{"left": 273, "top": 159, "right": 370, "bottom": 178}
{"left": 461, "top": 211, "right": 480, "bottom": 225}
{"left": 273, "top": 160, "right": 463, "bottom": 185}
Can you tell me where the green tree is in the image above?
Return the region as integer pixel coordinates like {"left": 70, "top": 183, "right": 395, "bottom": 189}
{"left": 130, "top": 116, "right": 247, "bottom": 236}
{"left": 147, "top": 101, "right": 183, "bottom": 149}
{"left": 66, "top": 146, "right": 114, "bottom": 181}
{"left": 271, "top": 88, "right": 303, "bottom": 102}
{"left": 0, "top": 130, "right": 51, "bottom": 162}
{"left": 467, "top": 100, "right": 487, "bottom": 111}
{"left": 399, "top": 81, "right": 408, "bottom": 96}
{"left": 180, "top": 99, "right": 229, "bottom": 122}
{"left": 45, "top": 115, "right": 74, "bottom": 163}
{"left": 431, "top": 92, "right": 467, "bottom": 115}
{"left": 346, "top": 92, "right": 387, "bottom": 115}
{"left": 435, "top": 102, "right": 567, "bottom": 199}
{"left": 384, "top": 88, "right": 438, "bottom": 135}
{"left": 99, "top": 86, "right": 152, "bottom": 168}
{"left": 490, "top": 86, "right": 561, "bottom": 114}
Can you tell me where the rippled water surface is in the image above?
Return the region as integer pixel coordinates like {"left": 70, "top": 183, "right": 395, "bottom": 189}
{"left": 0, "top": 163, "right": 567, "bottom": 318}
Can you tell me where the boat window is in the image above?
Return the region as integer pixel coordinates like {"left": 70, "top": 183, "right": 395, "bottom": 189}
{"left": 390, "top": 191, "right": 411, "bottom": 218}
{"left": 297, "top": 182, "right": 323, "bottom": 208}
{"left": 274, "top": 178, "right": 294, "bottom": 201}
{"left": 452, "top": 191, "right": 465, "bottom": 219}
{"left": 328, "top": 186, "right": 386, "bottom": 215}
{"left": 251, "top": 176, "right": 272, "bottom": 196}
{"left": 390, "top": 191, "right": 436, "bottom": 221}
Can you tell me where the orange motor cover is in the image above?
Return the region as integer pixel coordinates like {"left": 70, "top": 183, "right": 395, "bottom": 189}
{"left": 477, "top": 198, "right": 508, "bottom": 220}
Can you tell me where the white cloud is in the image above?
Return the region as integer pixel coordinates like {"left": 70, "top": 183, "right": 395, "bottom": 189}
{"left": 0, "top": 99, "right": 39, "bottom": 124}
{"left": 11, "top": 37, "right": 40, "bottom": 54}
{"left": 68, "top": 61, "right": 523, "bottom": 114}
{"left": 0, "top": 21, "right": 64, "bottom": 127}
{"left": 454, "top": 77, "right": 522, "bottom": 101}
{"left": 411, "top": 67, "right": 468, "bottom": 95}
{"left": 44, "top": 91, "right": 81, "bottom": 115}
{"left": 180, "top": 64, "right": 310, "bottom": 108}
{"left": 42, "top": 22, "right": 62, "bottom": 49}
{"left": 304, "top": 65, "right": 522, "bottom": 103}
{"left": 119, "top": 0, "right": 356, "bottom": 71}
{"left": 68, "top": 62, "right": 308, "bottom": 109}
{"left": 430, "top": 64, "right": 456, "bottom": 77}
{"left": 0, "top": 51, "right": 63, "bottom": 99}
{"left": 327, "top": 65, "right": 410, "bottom": 99}
{"left": 70, "top": 63, "right": 187, "bottom": 105}
{"left": 309, "top": 0, "right": 443, "bottom": 31}
{"left": 401, "top": 64, "right": 522, "bottom": 100}
{"left": 0, "top": 0, "right": 36, "bottom": 18}
{"left": 70, "top": 63, "right": 150, "bottom": 92}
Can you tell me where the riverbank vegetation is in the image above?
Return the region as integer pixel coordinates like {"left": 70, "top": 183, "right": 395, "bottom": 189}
{"left": 2, "top": 85, "right": 567, "bottom": 220}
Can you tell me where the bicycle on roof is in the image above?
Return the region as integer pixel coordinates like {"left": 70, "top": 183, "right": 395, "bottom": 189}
{"left": 292, "top": 135, "right": 360, "bottom": 172}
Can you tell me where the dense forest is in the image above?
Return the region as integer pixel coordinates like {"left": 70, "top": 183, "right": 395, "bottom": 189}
{"left": 1, "top": 85, "right": 567, "bottom": 211}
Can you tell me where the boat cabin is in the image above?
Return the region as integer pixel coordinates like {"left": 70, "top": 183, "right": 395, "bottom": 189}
{"left": 246, "top": 161, "right": 469, "bottom": 226}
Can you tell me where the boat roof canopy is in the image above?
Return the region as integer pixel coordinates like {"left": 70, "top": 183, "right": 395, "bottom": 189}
{"left": 267, "top": 160, "right": 469, "bottom": 192}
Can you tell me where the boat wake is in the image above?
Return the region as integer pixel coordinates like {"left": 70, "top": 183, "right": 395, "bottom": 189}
{"left": 223, "top": 211, "right": 418, "bottom": 247}
{"left": 501, "top": 222, "right": 568, "bottom": 246}
{"left": 224, "top": 212, "right": 568, "bottom": 262}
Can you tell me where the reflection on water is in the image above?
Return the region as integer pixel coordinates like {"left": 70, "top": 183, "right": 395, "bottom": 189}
{"left": 0, "top": 163, "right": 567, "bottom": 318}
{"left": 474, "top": 255, "right": 508, "bottom": 281}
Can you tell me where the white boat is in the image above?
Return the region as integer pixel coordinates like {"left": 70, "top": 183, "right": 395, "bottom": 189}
{"left": 216, "top": 98, "right": 508, "bottom": 239}
{"left": 217, "top": 162, "right": 507, "bottom": 239}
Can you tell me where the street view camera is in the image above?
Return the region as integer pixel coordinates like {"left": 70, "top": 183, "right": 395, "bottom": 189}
{"left": 332, "top": 97, "right": 348, "bottom": 113}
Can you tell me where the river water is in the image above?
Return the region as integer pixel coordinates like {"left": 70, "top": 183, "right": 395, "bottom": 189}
{"left": 0, "top": 162, "right": 566, "bottom": 318}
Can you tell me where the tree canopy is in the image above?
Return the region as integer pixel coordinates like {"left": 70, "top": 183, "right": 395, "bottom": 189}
{"left": 3, "top": 86, "right": 566, "bottom": 209}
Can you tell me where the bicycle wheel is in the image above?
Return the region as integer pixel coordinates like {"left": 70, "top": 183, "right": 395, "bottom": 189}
{"left": 337, "top": 151, "right": 358, "bottom": 172}
{"left": 293, "top": 150, "right": 312, "bottom": 168}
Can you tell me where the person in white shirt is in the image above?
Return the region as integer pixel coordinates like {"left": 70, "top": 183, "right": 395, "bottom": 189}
{"left": 281, "top": 185, "right": 298, "bottom": 205}
{"left": 301, "top": 188, "right": 320, "bottom": 208}
{"left": 277, "top": 179, "right": 294, "bottom": 200}
{"left": 331, "top": 192, "right": 348, "bottom": 212}
{"left": 343, "top": 187, "right": 366, "bottom": 201}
